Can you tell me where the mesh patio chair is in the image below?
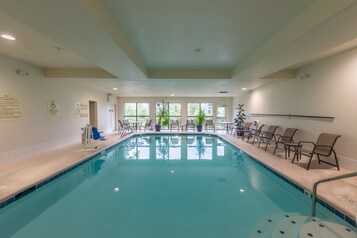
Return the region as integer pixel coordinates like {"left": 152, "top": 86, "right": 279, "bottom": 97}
{"left": 294, "top": 133, "right": 341, "bottom": 170}
{"left": 234, "top": 121, "right": 252, "bottom": 138}
{"left": 273, "top": 128, "right": 299, "bottom": 154}
{"left": 205, "top": 119, "right": 215, "bottom": 132}
{"left": 257, "top": 125, "right": 279, "bottom": 150}
{"left": 186, "top": 119, "right": 195, "bottom": 131}
{"left": 170, "top": 119, "right": 180, "bottom": 131}
{"left": 143, "top": 118, "right": 152, "bottom": 132}
{"left": 249, "top": 124, "right": 265, "bottom": 144}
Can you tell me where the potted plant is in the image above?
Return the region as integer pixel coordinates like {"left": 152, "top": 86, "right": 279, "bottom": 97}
{"left": 195, "top": 109, "right": 206, "bottom": 132}
{"left": 155, "top": 103, "right": 169, "bottom": 131}
{"left": 234, "top": 104, "right": 246, "bottom": 136}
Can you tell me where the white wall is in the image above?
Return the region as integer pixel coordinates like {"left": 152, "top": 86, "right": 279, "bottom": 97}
{"left": 233, "top": 47, "right": 357, "bottom": 169}
{"left": 0, "top": 54, "right": 112, "bottom": 164}
{"left": 117, "top": 97, "right": 233, "bottom": 125}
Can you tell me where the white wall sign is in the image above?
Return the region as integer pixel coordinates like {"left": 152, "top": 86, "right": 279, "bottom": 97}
{"left": 0, "top": 94, "right": 23, "bottom": 121}
{"left": 48, "top": 100, "right": 60, "bottom": 116}
{"left": 75, "top": 102, "right": 88, "bottom": 118}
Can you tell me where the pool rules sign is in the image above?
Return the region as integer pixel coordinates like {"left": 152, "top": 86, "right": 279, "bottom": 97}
{"left": 75, "top": 102, "right": 88, "bottom": 118}
{"left": 0, "top": 94, "right": 23, "bottom": 121}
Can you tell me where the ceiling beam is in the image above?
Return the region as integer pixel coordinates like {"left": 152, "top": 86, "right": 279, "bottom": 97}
{"left": 45, "top": 68, "right": 117, "bottom": 78}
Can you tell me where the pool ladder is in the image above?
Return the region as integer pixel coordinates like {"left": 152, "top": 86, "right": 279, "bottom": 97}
{"left": 311, "top": 171, "right": 357, "bottom": 216}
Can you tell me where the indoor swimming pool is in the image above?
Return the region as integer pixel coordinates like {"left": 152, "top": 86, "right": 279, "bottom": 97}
{"left": 0, "top": 134, "right": 354, "bottom": 238}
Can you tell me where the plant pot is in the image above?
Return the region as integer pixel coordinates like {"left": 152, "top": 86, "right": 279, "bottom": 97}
{"left": 196, "top": 125, "right": 203, "bottom": 132}
{"left": 155, "top": 125, "right": 161, "bottom": 131}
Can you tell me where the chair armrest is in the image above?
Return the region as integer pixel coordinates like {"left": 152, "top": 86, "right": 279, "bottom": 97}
{"left": 298, "top": 141, "right": 315, "bottom": 146}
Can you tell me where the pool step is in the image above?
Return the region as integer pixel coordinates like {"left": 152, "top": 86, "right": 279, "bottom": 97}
{"left": 299, "top": 219, "right": 357, "bottom": 238}
{"left": 249, "top": 213, "right": 299, "bottom": 238}
{"left": 272, "top": 215, "right": 317, "bottom": 238}
{"left": 250, "top": 213, "right": 357, "bottom": 238}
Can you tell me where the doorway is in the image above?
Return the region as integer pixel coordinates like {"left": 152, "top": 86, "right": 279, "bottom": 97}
{"left": 110, "top": 104, "right": 117, "bottom": 131}
{"left": 89, "top": 101, "right": 98, "bottom": 128}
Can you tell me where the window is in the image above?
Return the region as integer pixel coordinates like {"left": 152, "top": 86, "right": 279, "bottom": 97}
{"left": 124, "top": 103, "right": 149, "bottom": 123}
{"left": 168, "top": 102, "right": 181, "bottom": 123}
{"left": 216, "top": 106, "right": 226, "bottom": 129}
{"left": 156, "top": 102, "right": 181, "bottom": 129}
{"left": 187, "top": 102, "right": 213, "bottom": 121}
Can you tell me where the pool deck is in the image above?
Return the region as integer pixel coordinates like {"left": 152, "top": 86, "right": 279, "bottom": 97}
{"left": 0, "top": 131, "right": 356, "bottom": 225}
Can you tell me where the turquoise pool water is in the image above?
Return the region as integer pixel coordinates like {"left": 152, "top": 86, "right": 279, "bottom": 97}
{"left": 0, "top": 135, "right": 348, "bottom": 237}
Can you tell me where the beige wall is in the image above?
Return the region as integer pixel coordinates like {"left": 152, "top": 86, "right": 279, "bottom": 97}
{"left": 233, "top": 47, "right": 357, "bottom": 169}
{"left": 117, "top": 97, "right": 233, "bottom": 126}
{"left": 0, "top": 55, "right": 113, "bottom": 163}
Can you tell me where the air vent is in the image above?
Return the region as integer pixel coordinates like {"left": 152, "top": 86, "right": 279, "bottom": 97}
{"left": 219, "top": 91, "right": 228, "bottom": 94}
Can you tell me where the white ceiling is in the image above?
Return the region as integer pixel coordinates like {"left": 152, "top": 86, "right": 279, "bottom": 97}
{"left": 0, "top": 0, "right": 357, "bottom": 97}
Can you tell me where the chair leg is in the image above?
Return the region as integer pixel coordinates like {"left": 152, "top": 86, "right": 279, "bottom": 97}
{"left": 306, "top": 154, "right": 314, "bottom": 170}
{"left": 333, "top": 150, "right": 340, "bottom": 171}
{"left": 273, "top": 143, "right": 278, "bottom": 155}
{"left": 317, "top": 154, "right": 321, "bottom": 164}
{"left": 264, "top": 140, "right": 269, "bottom": 151}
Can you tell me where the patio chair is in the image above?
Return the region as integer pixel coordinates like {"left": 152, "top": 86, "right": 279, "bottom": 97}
{"left": 273, "top": 128, "right": 299, "bottom": 155}
{"left": 248, "top": 124, "right": 265, "bottom": 144}
{"left": 186, "top": 119, "right": 195, "bottom": 131}
{"left": 123, "top": 119, "right": 134, "bottom": 133}
{"left": 205, "top": 119, "right": 215, "bottom": 132}
{"left": 257, "top": 125, "right": 279, "bottom": 150}
{"left": 234, "top": 121, "right": 252, "bottom": 138}
{"left": 295, "top": 133, "right": 341, "bottom": 170}
{"left": 118, "top": 119, "right": 133, "bottom": 136}
{"left": 170, "top": 119, "right": 180, "bottom": 131}
{"left": 143, "top": 118, "right": 153, "bottom": 131}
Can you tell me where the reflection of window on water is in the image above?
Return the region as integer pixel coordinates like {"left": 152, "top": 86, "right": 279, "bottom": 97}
{"left": 170, "top": 137, "right": 180, "bottom": 146}
{"left": 233, "top": 151, "right": 245, "bottom": 169}
{"left": 169, "top": 147, "right": 181, "bottom": 160}
{"left": 217, "top": 146, "right": 225, "bottom": 157}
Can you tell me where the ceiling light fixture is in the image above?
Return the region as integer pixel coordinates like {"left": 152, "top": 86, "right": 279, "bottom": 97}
{"left": 242, "top": 88, "right": 247, "bottom": 91}
{"left": 1, "top": 34, "right": 16, "bottom": 41}
{"left": 170, "top": 94, "right": 175, "bottom": 97}
{"left": 113, "top": 87, "right": 118, "bottom": 91}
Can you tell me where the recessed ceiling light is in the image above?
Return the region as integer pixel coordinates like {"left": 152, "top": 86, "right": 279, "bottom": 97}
{"left": 1, "top": 34, "right": 16, "bottom": 41}
{"left": 170, "top": 94, "right": 175, "bottom": 97}
{"left": 219, "top": 91, "right": 228, "bottom": 94}
{"left": 242, "top": 88, "right": 247, "bottom": 91}
{"left": 113, "top": 87, "right": 118, "bottom": 91}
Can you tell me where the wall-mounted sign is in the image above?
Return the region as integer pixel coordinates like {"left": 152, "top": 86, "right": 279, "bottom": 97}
{"left": 48, "top": 100, "right": 60, "bottom": 116}
{"left": 75, "top": 102, "right": 88, "bottom": 118}
{"left": 218, "top": 99, "right": 225, "bottom": 105}
{"left": 0, "top": 94, "right": 23, "bottom": 121}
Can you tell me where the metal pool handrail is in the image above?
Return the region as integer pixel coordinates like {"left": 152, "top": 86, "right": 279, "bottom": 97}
{"left": 311, "top": 171, "right": 357, "bottom": 217}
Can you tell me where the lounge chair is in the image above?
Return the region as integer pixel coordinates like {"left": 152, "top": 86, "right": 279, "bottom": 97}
{"left": 170, "top": 119, "right": 180, "bottom": 131}
{"left": 273, "top": 128, "right": 299, "bottom": 154}
{"left": 186, "top": 119, "right": 195, "bottom": 131}
{"left": 257, "top": 125, "right": 279, "bottom": 150}
{"left": 249, "top": 124, "right": 265, "bottom": 144}
{"left": 92, "top": 127, "right": 106, "bottom": 140}
{"left": 143, "top": 118, "right": 152, "bottom": 131}
{"left": 205, "top": 119, "right": 215, "bottom": 132}
{"left": 295, "top": 133, "right": 341, "bottom": 170}
{"left": 234, "top": 121, "right": 252, "bottom": 138}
